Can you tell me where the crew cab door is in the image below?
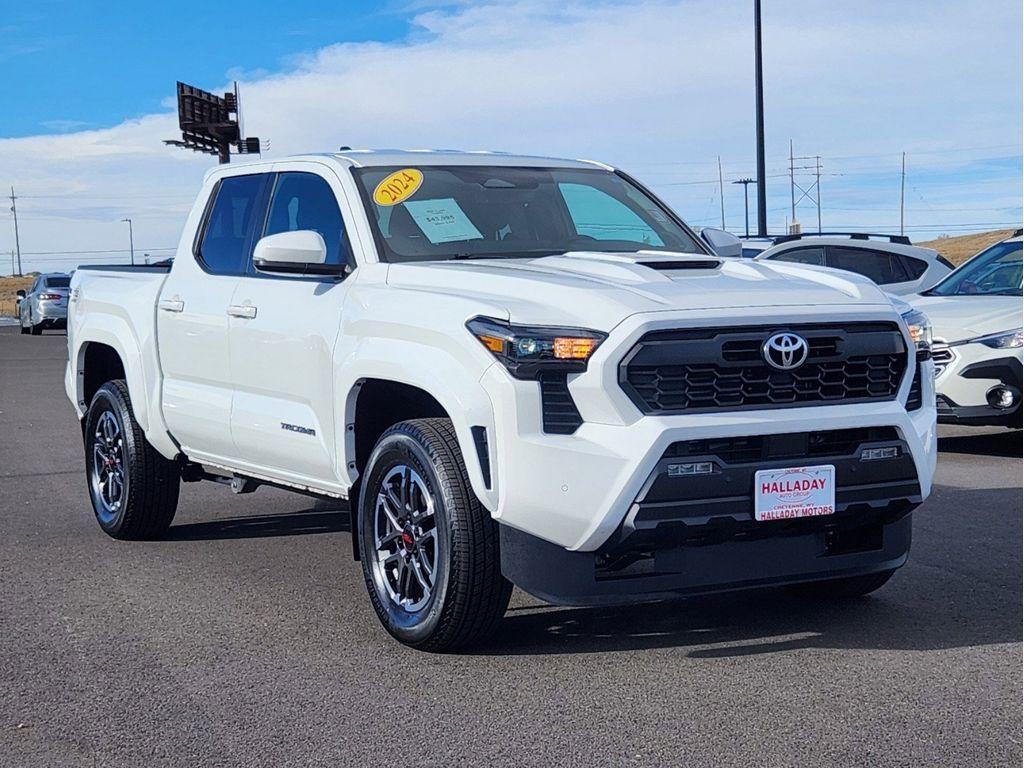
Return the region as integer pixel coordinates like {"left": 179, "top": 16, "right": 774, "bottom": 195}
{"left": 226, "top": 167, "right": 355, "bottom": 489}
{"left": 158, "top": 172, "right": 272, "bottom": 461}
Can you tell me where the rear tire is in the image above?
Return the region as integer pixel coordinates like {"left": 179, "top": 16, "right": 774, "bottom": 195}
{"left": 84, "top": 380, "right": 180, "bottom": 540}
{"left": 30, "top": 322, "right": 41, "bottom": 335}
{"left": 787, "top": 569, "right": 895, "bottom": 599}
{"left": 19, "top": 320, "right": 28, "bottom": 335}
{"left": 358, "top": 418, "right": 511, "bottom": 651}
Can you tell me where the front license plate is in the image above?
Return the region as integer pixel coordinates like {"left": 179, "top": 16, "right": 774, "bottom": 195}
{"left": 754, "top": 465, "right": 835, "bottom": 522}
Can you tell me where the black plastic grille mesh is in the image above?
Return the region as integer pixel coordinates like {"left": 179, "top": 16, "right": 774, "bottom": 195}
{"left": 622, "top": 323, "right": 907, "bottom": 414}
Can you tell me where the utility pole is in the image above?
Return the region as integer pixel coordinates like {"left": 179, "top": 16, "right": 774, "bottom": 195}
{"left": 9, "top": 187, "right": 22, "bottom": 276}
{"left": 788, "top": 147, "right": 823, "bottom": 235}
{"left": 900, "top": 151, "right": 906, "bottom": 236}
{"left": 121, "top": 217, "right": 135, "bottom": 265}
{"left": 733, "top": 178, "right": 755, "bottom": 238}
{"left": 718, "top": 156, "right": 726, "bottom": 229}
{"left": 754, "top": 0, "right": 768, "bottom": 236}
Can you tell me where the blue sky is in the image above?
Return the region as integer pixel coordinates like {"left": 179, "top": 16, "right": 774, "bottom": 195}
{"left": 0, "top": 0, "right": 410, "bottom": 137}
{"left": 1, "top": 0, "right": 1021, "bottom": 274}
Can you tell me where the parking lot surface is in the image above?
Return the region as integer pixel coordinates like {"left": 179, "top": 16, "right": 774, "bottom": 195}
{"left": 1, "top": 326, "right": 1021, "bottom": 767}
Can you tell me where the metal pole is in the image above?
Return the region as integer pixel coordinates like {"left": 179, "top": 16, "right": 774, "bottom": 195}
{"left": 122, "top": 218, "right": 135, "bottom": 265}
{"left": 816, "top": 155, "right": 822, "bottom": 234}
{"left": 718, "top": 156, "right": 726, "bottom": 229}
{"left": 744, "top": 184, "right": 750, "bottom": 237}
{"left": 900, "top": 152, "right": 906, "bottom": 236}
{"left": 10, "top": 187, "right": 22, "bottom": 276}
{"left": 789, "top": 139, "right": 795, "bottom": 226}
{"left": 733, "top": 178, "right": 754, "bottom": 238}
{"left": 754, "top": 0, "right": 768, "bottom": 236}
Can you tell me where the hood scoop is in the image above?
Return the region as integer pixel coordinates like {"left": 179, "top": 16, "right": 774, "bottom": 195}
{"left": 637, "top": 259, "right": 721, "bottom": 271}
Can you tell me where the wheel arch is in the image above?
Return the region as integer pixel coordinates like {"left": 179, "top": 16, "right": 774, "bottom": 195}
{"left": 71, "top": 320, "right": 178, "bottom": 458}
{"left": 342, "top": 364, "right": 498, "bottom": 560}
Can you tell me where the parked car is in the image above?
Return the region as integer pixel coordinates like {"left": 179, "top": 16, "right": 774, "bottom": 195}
{"left": 908, "top": 231, "right": 1022, "bottom": 428}
{"left": 755, "top": 233, "right": 953, "bottom": 295}
{"left": 66, "top": 151, "right": 936, "bottom": 650}
{"left": 18, "top": 273, "right": 71, "bottom": 335}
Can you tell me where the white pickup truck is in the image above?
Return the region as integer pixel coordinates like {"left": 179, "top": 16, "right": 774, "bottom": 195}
{"left": 66, "top": 150, "right": 937, "bottom": 650}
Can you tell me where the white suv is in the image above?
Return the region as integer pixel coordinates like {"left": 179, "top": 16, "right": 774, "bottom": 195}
{"left": 756, "top": 234, "right": 953, "bottom": 295}
{"left": 909, "top": 231, "right": 1023, "bottom": 428}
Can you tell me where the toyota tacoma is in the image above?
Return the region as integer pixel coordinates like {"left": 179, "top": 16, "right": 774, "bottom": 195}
{"left": 65, "top": 150, "right": 937, "bottom": 650}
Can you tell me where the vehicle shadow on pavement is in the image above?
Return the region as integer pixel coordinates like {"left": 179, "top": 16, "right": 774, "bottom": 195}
{"left": 478, "top": 483, "right": 1022, "bottom": 658}
{"left": 165, "top": 506, "right": 350, "bottom": 541}
{"left": 938, "top": 429, "right": 1022, "bottom": 458}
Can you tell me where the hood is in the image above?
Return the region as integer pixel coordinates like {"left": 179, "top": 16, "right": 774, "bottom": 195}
{"left": 386, "top": 250, "right": 894, "bottom": 330}
{"left": 907, "top": 293, "right": 1024, "bottom": 343}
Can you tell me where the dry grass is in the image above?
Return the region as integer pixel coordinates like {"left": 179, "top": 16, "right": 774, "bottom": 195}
{"left": 916, "top": 228, "right": 1018, "bottom": 267}
{"left": 0, "top": 276, "right": 34, "bottom": 318}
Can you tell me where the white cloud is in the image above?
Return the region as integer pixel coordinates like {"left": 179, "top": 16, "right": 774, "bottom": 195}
{"left": 1, "top": 0, "right": 1020, "bottom": 272}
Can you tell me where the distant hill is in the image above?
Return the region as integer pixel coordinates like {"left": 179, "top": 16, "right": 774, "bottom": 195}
{"left": 916, "top": 229, "right": 1018, "bottom": 266}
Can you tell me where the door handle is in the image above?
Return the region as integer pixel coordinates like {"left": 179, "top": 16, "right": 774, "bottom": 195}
{"left": 158, "top": 298, "right": 184, "bottom": 313}
{"left": 227, "top": 304, "right": 258, "bottom": 319}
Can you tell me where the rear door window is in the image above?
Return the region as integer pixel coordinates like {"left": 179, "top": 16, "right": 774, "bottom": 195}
{"left": 828, "top": 247, "right": 903, "bottom": 285}
{"left": 770, "top": 247, "right": 825, "bottom": 266}
{"left": 198, "top": 174, "right": 271, "bottom": 275}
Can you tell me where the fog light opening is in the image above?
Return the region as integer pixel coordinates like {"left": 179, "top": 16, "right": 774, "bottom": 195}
{"left": 986, "top": 385, "right": 1017, "bottom": 410}
{"left": 667, "top": 461, "right": 715, "bottom": 477}
{"left": 860, "top": 446, "right": 900, "bottom": 461}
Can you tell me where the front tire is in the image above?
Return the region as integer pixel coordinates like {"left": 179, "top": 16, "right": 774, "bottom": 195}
{"left": 358, "top": 418, "right": 511, "bottom": 651}
{"left": 787, "top": 569, "right": 895, "bottom": 599}
{"left": 84, "top": 380, "right": 180, "bottom": 539}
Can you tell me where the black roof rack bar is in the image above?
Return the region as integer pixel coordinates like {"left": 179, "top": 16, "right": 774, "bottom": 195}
{"left": 772, "top": 232, "right": 913, "bottom": 246}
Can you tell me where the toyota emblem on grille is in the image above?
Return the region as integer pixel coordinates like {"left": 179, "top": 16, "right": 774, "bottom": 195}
{"left": 762, "top": 332, "right": 809, "bottom": 370}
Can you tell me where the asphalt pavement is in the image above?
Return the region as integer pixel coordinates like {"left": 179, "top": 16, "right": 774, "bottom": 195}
{"left": 1, "top": 326, "right": 1021, "bottom": 767}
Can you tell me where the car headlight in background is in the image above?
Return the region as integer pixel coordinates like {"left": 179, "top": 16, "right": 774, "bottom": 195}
{"left": 963, "top": 328, "right": 1023, "bottom": 349}
{"left": 467, "top": 316, "right": 605, "bottom": 379}
{"left": 900, "top": 308, "right": 932, "bottom": 360}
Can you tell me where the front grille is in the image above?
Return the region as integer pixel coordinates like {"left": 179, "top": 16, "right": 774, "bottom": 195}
{"left": 931, "top": 342, "right": 954, "bottom": 377}
{"left": 620, "top": 322, "right": 907, "bottom": 414}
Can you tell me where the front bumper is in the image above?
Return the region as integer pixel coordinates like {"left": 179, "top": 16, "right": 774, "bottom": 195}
{"left": 934, "top": 345, "right": 1023, "bottom": 427}
{"left": 481, "top": 307, "right": 936, "bottom": 553}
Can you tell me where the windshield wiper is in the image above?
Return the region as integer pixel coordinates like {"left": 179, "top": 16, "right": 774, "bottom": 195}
{"left": 448, "top": 250, "right": 562, "bottom": 261}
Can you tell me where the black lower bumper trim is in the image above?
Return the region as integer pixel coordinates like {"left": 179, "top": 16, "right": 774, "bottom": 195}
{"left": 500, "top": 511, "right": 914, "bottom": 607}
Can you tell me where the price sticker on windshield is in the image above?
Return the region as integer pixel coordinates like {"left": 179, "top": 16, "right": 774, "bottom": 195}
{"left": 373, "top": 168, "right": 424, "bottom": 207}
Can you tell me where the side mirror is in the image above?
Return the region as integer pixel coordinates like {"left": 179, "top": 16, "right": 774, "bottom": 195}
{"left": 16, "top": 290, "right": 26, "bottom": 301}
{"left": 253, "top": 230, "right": 346, "bottom": 276}
{"left": 700, "top": 228, "right": 743, "bottom": 258}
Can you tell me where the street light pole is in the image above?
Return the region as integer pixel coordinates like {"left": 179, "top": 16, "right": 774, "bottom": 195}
{"left": 121, "top": 218, "right": 135, "bottom": 265}
{"left": 733, "top": 178, "right": 755, "bottom": 238}
{"left": 754, "top": 0, "right": 768, "bottom": 237}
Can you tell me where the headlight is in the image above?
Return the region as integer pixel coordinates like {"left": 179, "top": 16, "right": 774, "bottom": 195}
{"left": 900, "top": 308, "right": 932, "bottom": 359}
{"left": 467, "top": 316, "right": 606, "bottom": 380}
{"left": 966, "top": 329, "right": 1023, "bottom": 349}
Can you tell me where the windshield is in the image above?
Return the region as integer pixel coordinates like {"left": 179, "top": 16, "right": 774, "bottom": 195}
{"left": 353, "top": 166, "right": 704, "bottom": 263}
{"left": 43, "top": 277, "right": 70, "bottom": 288}
{"left": 927, "top": 240, "right": 1022, "bottom": 296}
